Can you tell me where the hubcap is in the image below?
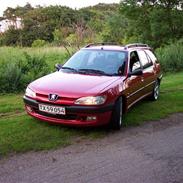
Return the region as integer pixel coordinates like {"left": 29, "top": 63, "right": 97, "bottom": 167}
{"left": 154, "top": 83, "right": 159, "bottom": 100}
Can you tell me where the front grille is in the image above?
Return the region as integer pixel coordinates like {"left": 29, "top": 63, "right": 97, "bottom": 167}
{"left": 35, "top": 109, "right": 77, "bottom": 120}
{"left": 36, "top": 93, "right": 75, "bottom": 104}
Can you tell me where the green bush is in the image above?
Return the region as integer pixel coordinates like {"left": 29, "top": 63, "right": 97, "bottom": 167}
{"left": 0, "top": 53, "right": 50, "bottom": 93}
{"left": 32, "top": 39, "right": 47, "bottom": 47}
{"left": 156, "top": 40, "right": 183, "bottom": 72}
{"left": 0, "top": 35, "right": 4, "bottom": 46}
{"left": 0, "top": 63, "right": 22, "bottom": 93}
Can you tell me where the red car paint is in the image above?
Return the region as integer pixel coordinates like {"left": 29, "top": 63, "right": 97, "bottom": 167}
{"left": 23, "top": 43, "right": 162, "bottom": 127}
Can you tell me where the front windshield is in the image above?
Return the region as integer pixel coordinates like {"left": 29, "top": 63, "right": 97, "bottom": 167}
{"left": 62, "top": 49, "right": 127, "bottom": 76}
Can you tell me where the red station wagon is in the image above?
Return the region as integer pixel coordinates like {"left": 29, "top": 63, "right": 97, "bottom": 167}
{"left": 23, "top": 43, "right": 162, "bottom": 129}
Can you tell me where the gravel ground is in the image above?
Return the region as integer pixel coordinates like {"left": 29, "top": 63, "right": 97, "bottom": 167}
{"left": 0, "top": 113, "right": 183, "bottom": 183}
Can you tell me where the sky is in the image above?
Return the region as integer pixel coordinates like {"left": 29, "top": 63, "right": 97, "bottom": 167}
{"left": 0, "top": 0, "right": 120, "bottom": 16}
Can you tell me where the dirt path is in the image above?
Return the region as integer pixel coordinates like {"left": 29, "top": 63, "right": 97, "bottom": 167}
{"left": 0, "top": 113, "right": 183, "bottom": 183}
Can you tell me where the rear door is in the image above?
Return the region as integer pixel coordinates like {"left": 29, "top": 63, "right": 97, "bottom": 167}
{"left": 137, "top": 50, "right": 156, "bottom": 95}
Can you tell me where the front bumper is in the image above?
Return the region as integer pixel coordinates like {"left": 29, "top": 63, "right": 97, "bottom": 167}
{"left": 23, "top": 96, "right": 114, "bottom": 126}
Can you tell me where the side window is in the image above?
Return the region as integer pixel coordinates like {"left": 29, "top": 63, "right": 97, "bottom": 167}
{"left": 138, "top": 50, "right": 153, "bottom": 69}
{"left": 145, "top": 50, "right": 158, "bottom": 63}
{"left": 129, "top": 51, "right": 141, "bottom": 72}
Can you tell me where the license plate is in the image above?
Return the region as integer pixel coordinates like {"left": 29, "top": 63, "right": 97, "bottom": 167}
{"left": 38, "top": 104, "right": 66, "bottom": 115}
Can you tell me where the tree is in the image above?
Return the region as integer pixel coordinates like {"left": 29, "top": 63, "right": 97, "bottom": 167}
{"left": 53, "top": 28, "right": 72, "bottom": 56}
{"left": 119, "top": 0, "right": 183, "bottom": 47}
{"left": 101, "top": 13, "right": 128, "bottom": 44}
{"left": 1, "top": 3, "right": 121, "bottom": 46}
{"left": 3, "top": 27, "right": 21, "bottom": 46}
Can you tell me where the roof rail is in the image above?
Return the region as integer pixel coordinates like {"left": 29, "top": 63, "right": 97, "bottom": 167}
{"left": 85, "top": 42, "right": 121, "bottom": 48}
{"left": 124, "top": 43, "right": 149, "bottom": 49}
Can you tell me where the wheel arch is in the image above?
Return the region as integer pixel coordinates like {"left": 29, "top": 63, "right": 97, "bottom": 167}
{"left": 115, "top": 94, "right": 127, "bottom": 114}
{"left": 157, "top": 74, "right": 163, "bottom": 84}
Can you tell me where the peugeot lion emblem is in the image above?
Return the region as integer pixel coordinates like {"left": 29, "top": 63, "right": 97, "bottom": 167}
{"left": 48, "top": 94, "right": 59, "bottom": 101}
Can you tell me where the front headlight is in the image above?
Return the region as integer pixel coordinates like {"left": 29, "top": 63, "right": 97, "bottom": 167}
{"left": 25, "top": 87, "right": 36, "bottom": 98}
{"left": 75, "top": 96, "right": 106, "bottom": 105}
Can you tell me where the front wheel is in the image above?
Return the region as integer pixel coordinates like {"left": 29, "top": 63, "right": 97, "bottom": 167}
{"left": 110, "top": 97, "right": 123, "bottom": 130}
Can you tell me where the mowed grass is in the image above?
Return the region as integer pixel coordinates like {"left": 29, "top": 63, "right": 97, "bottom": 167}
{"left": 0, "top": 94, "right": 24, "bottom": 114}
{"left": 0, "top": 72, "right": 183, "bottom": 156}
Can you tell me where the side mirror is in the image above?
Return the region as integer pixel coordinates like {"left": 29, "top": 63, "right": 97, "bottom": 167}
{"left": 128, "top": 69, "right": 143, "bottom": 77}
{"left": 55, "top": 63, "right": 62, "bottom": 71}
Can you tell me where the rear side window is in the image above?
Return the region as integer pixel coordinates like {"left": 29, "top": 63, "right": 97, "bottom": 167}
{"left": 138, "top": 50, "right": 153, "bottom": 69}
{"left": 145, "top": 50, "right": 158, "bottom": 63}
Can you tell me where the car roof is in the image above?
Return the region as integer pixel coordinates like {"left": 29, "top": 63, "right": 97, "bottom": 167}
{"left": 82, "top": 45, "right": 126, "bottom": 51}
{"left": 82, "top": 43, "right": 151, "bottom": 52}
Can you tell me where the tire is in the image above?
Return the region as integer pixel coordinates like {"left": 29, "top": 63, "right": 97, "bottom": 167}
{"left": 110, "top": 97, "right": 123, "bottom": 130}
{"left": 151, "top": 80, "right": 160, "bottom": 101}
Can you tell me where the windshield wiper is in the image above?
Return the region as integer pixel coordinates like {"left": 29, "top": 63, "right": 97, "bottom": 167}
{"left": 78, "top": 69, "right": 112, "bottom": 76}
{"left": 61, "top": 67, "right": 78, "bottom": 72}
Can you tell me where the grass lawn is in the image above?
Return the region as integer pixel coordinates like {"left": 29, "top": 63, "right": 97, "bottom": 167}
{"left": 0, "top": 72, "right": 183, "bottom": 156}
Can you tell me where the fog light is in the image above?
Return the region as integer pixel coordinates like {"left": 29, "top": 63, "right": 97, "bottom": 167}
{"left": 26, "top": 106, "right": 33, "bottom": 112}
{"left": 86, "top": 116, "right": 97, "bottom": 121}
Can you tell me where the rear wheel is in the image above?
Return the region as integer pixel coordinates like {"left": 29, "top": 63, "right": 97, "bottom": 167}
{"left": 110, "top": 97, "right": 123, "bottom": 130}
{"left": 151, "top": 80, "right": 160, "bottom": 101}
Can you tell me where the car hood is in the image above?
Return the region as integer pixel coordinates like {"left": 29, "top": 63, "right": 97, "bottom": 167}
{"left": 30, "top": 72, "right": 121, "bottom": 98}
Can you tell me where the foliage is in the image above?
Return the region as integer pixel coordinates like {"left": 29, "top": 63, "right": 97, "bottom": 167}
{"left": 53, "top": 29, "right": 64, "bottom": 45}
{"left": 20, "top": 53, "right": 50, "bottom": 85}
{"left": 0, "top": 2, "right": 183, "bottom": 75}
{"left": 156, "top": 40, "right": 183, "bottom": 72}
{"left": 0, "top": 2, "right": 182, "bottom": 48}
{"left": 65, "top": 33, "right": 77, "bottom": 46}
{"left": 2, "top": 28, "right": 22, "bottom": 46}
{"left": 119, "top": 0, "right": 183, "bottom": 48}
{"left": 0, "top": 63, "right": 22, "bottom": 92}
{"left": 0, "top": 52, "right": 50, "bottom": 93}
{"left": 2, "top": 5, "right": 78, "bottom": 46}
{"left": 0, "top": 46, "right": 71, "bottom": 93}
{"left": 101, "top": 13, "right": 128, "bottom": 44}
{"left": 32, "top": 39, "right": 47, "bottom": 47}
{"left": 0, "top": 35, "right": 4, "bottom": 46}
{"left": 0, "top": 3, "right": 118, "bottom": 47}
